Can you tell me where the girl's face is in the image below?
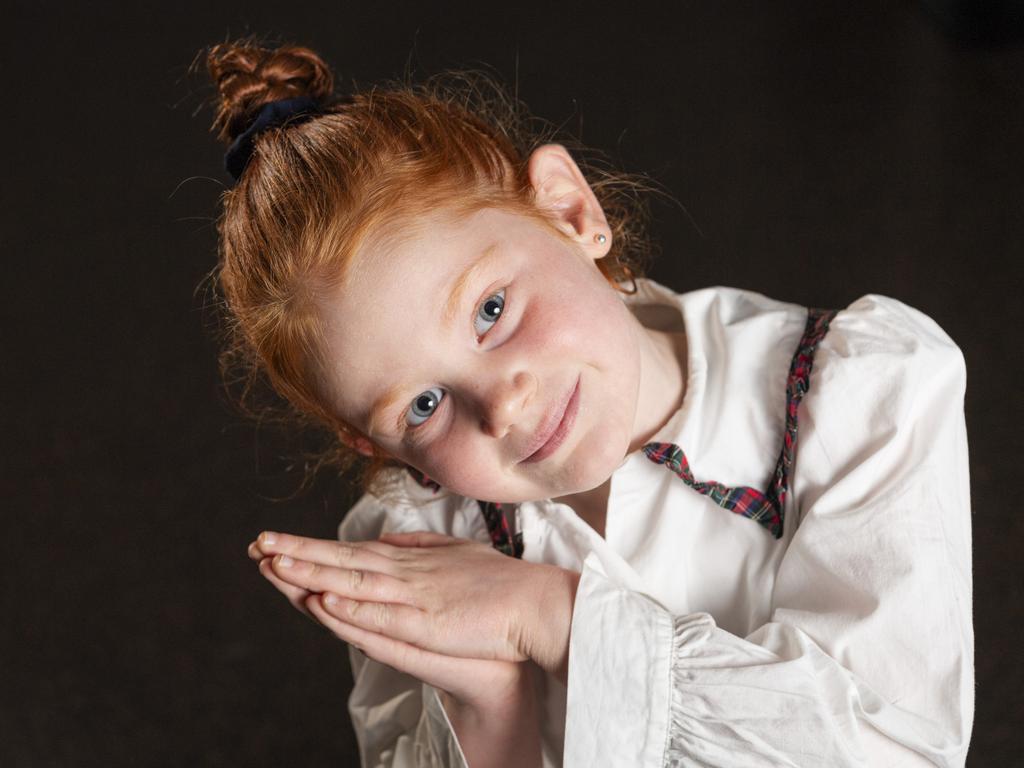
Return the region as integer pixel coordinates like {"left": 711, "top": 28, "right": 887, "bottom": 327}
{"left": 320, "top": 206, "right": 648, "bottom": 503}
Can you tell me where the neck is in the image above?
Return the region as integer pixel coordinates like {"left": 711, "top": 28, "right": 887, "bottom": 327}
{"left": 629, "top": 323, "right": 688, "bottom": 452}
{"left": 553, "top": 480, "right": 611, "bottom": 537}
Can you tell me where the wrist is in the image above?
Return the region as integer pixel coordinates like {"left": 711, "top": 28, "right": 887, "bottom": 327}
{"left": 439, "top": 666, "right": 542, "bottom": 768}
{"left": 526, "top": 566, "right": 580, "bottom": 684}
{"left": 442, "top": 661, "right": 532, "bottom": 716}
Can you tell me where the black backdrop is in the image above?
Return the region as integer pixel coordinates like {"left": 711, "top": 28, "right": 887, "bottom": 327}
{"left": 4, "top": 1, "right": 1022, "bottom": 765}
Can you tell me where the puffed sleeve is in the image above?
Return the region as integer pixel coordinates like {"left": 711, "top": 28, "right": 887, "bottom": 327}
{"left": 338, "top": 490, "right": 474, "bottom": 768}
{"left": 563, "top": 295, "right": 974, "bottom": 767}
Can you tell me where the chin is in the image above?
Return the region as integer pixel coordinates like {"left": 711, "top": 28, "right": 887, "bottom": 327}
{"left": 557, "top": 427, "right": 632, "bottom": 494}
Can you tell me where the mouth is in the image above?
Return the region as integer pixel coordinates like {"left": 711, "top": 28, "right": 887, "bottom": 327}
{"left": 521, "top": 376, "right": 580, "bottom": 464}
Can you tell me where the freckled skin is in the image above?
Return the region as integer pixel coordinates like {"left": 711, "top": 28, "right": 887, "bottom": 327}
{"left": 320, "top": 206, "right": 666, "bottom": 504}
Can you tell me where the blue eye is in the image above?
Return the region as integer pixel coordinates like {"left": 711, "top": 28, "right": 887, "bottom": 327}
{"left": 474, "top": 289, "right": 505, "bottom": 337}
{"left": 406, "top": 387, "right": 445, "bottom": 426}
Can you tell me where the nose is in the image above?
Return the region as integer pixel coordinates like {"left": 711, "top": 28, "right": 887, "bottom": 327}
{"left": 480, "top": 370, "right": 536, "bottom": 438}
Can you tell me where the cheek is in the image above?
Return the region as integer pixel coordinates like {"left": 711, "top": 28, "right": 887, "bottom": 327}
{"left": 517, "top": 277, "right": 627, "bottom": 357}
{"left": 406, "top": 437, "right": 496, "bottom": 498}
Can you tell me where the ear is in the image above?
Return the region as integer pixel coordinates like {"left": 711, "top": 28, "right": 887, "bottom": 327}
{"left": 528, "top": 144, "right": 611, "bottom": 260}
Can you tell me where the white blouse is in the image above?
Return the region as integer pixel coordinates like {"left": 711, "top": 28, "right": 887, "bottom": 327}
{"left": 337, "top": 281, "right": 974, "bottom": 768}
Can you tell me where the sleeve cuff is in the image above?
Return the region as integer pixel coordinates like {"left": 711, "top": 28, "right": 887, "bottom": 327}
{"left": 563, "top": 552, "right": 674, "bottom": 767}
{"left": 666, "top": 614, "right": 966, "bottom": 767}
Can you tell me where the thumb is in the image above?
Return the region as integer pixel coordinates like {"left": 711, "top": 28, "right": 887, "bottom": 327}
{"left": 379, "top": 530, "right": 458, "bottom": 548}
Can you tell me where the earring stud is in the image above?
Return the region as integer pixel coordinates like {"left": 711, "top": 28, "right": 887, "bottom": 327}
{"left": 593, "top": 233, "right": 607, "bottom": 245}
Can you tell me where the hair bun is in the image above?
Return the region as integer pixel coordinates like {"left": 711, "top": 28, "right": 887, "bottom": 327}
{"left": 206, "top": 39, "right": 335, "bottom": 144}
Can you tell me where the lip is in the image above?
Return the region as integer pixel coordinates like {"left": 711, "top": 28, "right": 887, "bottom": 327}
{"left": 521, "top": 377, "right": 580, "bottom": 464}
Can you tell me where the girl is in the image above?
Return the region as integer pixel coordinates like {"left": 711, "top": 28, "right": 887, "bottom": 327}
{"left": 207, "top": 40, "right": 974, "bottom": 767}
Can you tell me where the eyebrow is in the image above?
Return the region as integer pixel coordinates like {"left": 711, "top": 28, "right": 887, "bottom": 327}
{"left": 442, "top": 242, "right": 501, "bottom": 329}
{"left": 366, "top": 242, "right": 501, "bottom": 438}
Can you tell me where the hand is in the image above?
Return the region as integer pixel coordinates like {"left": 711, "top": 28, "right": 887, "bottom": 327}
{"left": 248, "top": 536, "right": 533, "bottom": 712}
{"left": 248, "top": 530, "right": 564, "bottom": 668}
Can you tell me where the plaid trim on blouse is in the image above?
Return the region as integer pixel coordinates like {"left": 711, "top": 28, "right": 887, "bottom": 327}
{"left": 643, "top": 307, "right": 837, "bottom": 539}
{"left": 478, "top": 501, "right": 525, "bottom": 558}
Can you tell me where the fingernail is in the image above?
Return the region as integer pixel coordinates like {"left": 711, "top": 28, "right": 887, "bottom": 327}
{"left": 261, "top": 531, "right": 278, "bottom": 546}
{"left": 277, "top": 554, "right": 294, "bottom": 568}
{"left": 324, "top": 593, "right": 339, "bottom": 606}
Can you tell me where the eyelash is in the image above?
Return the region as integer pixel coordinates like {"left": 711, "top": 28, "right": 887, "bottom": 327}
{"left": 404, "top": 288, "right": 508, "bottom": 429}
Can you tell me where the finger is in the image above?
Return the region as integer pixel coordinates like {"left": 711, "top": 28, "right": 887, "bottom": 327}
{"left": 256, "top": 531, "right": 402, "bottom": 571}
{"left": 320, "top": 592, "right": 433, "bottom": 649}
{"left": 248, "top": 540, "right": 268, "bottom": 561}
{"left": 270, "top": 554, "right": 413, "bottom": 605}
{"left": 379, "top": 530, "right": 458, "bottom": 548}
{"left": 305, "top": 594, "right": 494, "bottom": 692}
{"left": 258, "top": 557, "right": 315, "bottom": 619}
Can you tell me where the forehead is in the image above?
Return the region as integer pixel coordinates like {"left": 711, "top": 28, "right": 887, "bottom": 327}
{"left": 344, "top": 208, "right": 483, "bottom": 292}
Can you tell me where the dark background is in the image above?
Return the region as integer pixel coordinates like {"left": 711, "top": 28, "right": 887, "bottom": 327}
{"left": 4, "top": 1, "right": 1022, "bottom": 765}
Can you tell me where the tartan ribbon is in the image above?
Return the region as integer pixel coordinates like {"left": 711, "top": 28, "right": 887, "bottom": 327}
{"left": 409, "top": 306, "right": 837, "bottom": 553}
{"left": 477, "top": 501, "right": 525, "bottom": 558}
{"left": 642, "top": 307, "right": 837, "bottom": 539}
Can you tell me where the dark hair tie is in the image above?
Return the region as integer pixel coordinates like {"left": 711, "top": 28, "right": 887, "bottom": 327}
{"left": 224, "top": 96, "right": 321, "bottom": 181}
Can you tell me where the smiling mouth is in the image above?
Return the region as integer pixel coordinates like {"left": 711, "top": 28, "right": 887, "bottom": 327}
{"left": 522, "top": 377, "right": 580, "bottom": 464}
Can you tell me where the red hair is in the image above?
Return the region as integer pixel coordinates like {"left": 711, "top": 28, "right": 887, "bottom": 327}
{"left": 203, "top": 37, "right": 657, "bottom": 493}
